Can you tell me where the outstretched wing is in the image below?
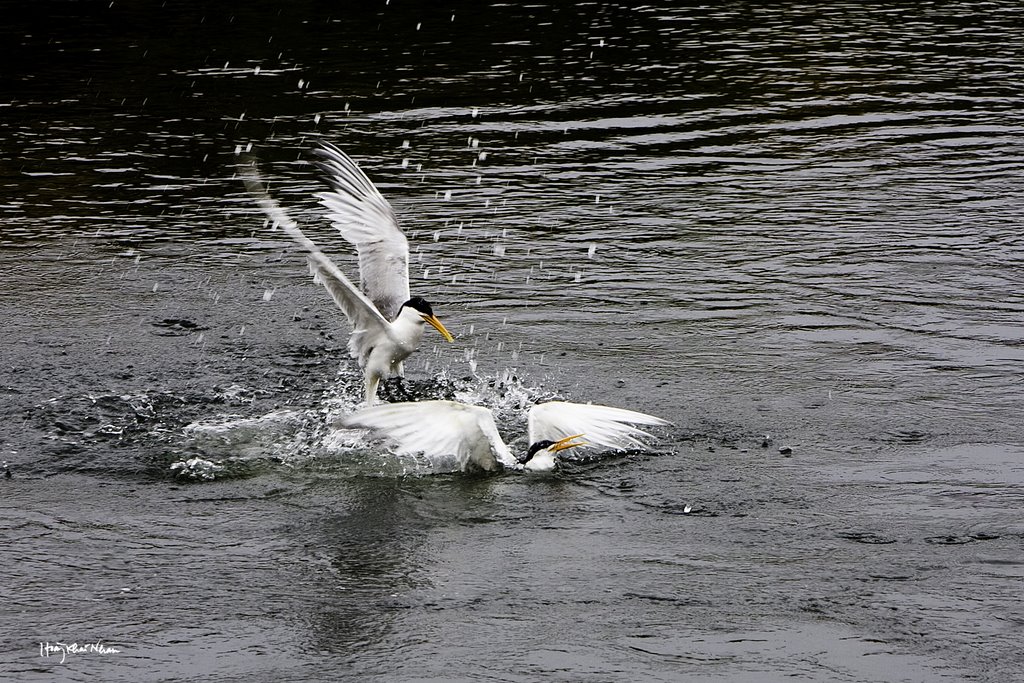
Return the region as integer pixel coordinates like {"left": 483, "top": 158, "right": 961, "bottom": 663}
{"left": 527, "top": 401, "right": 670, "bottom": 451}
{"left": 339, "top": 400, "right": 515, "bottom": 472}
{"left": 313, "top": 142, "right": 410, "bottom": 322}
{"left": 239, "top": 163, "right": 391, "bottom": 361}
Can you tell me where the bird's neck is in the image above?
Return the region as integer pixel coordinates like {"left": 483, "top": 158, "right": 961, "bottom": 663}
{"left": 524, "top": 451, "right": 557, "bottom": 472}
{"left": 388, "top": 309, "right": 426, "bottom": 348}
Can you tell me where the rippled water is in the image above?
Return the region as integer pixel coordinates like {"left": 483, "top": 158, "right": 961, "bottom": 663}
{"left": 3, "top": 2, "right": 1024, "bottom": 681}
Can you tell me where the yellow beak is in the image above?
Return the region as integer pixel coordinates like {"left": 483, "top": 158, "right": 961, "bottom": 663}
{"left": 551, "top": 434, "right": 587, "bottom": 453}
{"left": 422, "top": 314, "right": 454, "bottom": 342}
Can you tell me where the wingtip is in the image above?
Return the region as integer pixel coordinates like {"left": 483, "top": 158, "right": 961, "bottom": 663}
{"left": 311, "top": 139, "right": 351, "bottom": 163}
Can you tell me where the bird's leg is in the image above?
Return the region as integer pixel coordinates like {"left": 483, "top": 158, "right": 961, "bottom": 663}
{"left": 392, "top": 361, "right": 411, "bottom": 398}
{"left": 365, "top": 372, "right": 381, "bottom": 405}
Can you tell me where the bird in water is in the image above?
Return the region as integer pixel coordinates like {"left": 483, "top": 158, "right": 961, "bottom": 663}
{"left": 339, "top": 399, "right": 670, "bottom": 472}
{"left": 240, "top": 142, "right": 454, "bottom": 404}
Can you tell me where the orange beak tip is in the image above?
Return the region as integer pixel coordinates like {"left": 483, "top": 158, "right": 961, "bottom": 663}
{"left": 423, "top": 314, "right": 455, "bottom": 342}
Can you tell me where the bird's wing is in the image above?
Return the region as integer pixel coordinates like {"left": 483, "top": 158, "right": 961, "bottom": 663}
{"left": 239, "top": 164, "right": 391, "bottom": 349}
{"left": 339, "top": 400, "right": 515, "bottom": 471}
{"left": 527, "top": 401, "right": 671, "bottom": 451}
{"left": 313, "top": 142, "right": 411, "bottom": 322}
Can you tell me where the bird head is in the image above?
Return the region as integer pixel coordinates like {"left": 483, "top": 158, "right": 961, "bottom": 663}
{"left": 401, "top": 297, "right": 454, "bottom": 342}
{"left": 519, "top": 433, "right": 587, "bottom": 469}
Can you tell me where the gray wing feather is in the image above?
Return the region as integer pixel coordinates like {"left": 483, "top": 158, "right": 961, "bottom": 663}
{"left": 527, "top": 401, "right": 670, "bottom": 451}
{"left": 239, "top": 163, "right": 391, "bottom": 363}
{"left": 340, "top": 401, "right": 515, "bottom": 472}
{"left": 313, "top": 142, "right": 411, "bottom": 322}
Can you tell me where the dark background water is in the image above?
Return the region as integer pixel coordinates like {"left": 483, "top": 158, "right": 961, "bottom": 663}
{"left": 2, "top": 2, "right": 1023, "bottom": 681}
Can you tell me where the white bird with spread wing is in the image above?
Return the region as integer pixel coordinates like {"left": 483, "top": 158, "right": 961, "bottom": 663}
{"left": 241, "top": 142, "right": 454, "bottom": 405}
{"left": 340, "top": 400, "right": 670, "bottom": 472}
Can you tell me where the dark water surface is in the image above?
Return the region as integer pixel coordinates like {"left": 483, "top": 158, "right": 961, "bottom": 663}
{"left": 3, "top": 2, "right": 1023, "bottom": 681}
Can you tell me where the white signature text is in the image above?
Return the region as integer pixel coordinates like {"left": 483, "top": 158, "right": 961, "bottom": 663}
{"left": 40, "top": 641, "right": 121, "bottom": 664}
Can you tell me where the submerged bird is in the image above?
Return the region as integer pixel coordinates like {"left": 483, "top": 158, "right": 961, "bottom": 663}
{"left": 340, "top": 400, "right": 670, "bottom": 472}
{"left": 241, "top": 142, "right": 454, "bottom": 404}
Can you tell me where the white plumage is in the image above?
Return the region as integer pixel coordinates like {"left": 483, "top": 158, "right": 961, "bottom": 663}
{"left": 340, "top": 400, "right": 670, "bottom": 472}
{"left": 240, "top": 143, "right": 453, "bottom": 404}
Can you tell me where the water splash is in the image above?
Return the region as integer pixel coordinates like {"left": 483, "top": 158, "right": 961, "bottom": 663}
{"left": 175, "top": 367, "right": 562, "bottom": 479}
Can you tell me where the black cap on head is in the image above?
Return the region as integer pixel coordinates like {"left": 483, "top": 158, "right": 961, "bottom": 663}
{"left": 402, "top": 296, "right": 434, "bottom": 317}
{"left": 518, "top": 440, "right": 556, "bottom": 465}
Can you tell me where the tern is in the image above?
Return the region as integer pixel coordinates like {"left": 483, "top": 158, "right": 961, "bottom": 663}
{"left": 241, "top": 142, "right": 454, "bottom": 404}
{"left": 340, "top": 400, "right": 670, "bottom": 472}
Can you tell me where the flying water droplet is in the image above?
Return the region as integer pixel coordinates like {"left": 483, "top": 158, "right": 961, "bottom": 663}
{"left": 471, "top": 107, "right": 479, "bottom": 118}
{"left": 587, "top": 244, "right": 597, "bottom": 258}
{"left": 443, "top": 190, "right": 452, "bottom": 201}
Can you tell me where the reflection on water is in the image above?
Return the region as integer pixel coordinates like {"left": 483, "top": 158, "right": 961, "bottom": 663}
{"left": 3, "top": 1, "right": 1024, "bottom": 681}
